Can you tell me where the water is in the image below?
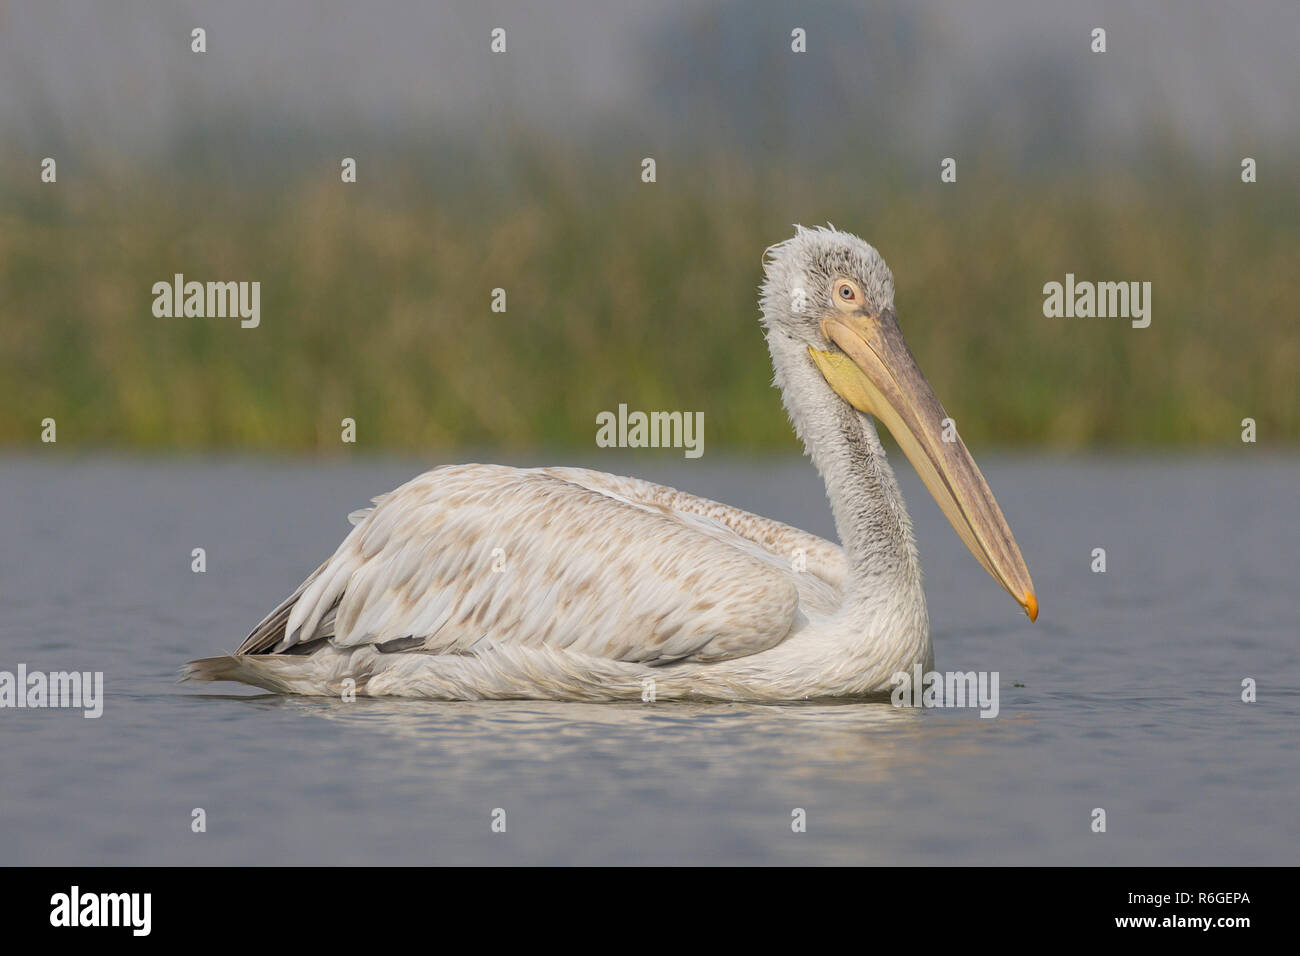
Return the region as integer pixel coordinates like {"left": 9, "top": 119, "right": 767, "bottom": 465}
{"left": 1, "top": 454, "right": 1296, "bottom": 865}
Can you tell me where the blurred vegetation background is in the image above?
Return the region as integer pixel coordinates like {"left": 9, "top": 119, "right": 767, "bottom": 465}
{"left": 1, "top": 0, "right": 1295, "bottom": 453}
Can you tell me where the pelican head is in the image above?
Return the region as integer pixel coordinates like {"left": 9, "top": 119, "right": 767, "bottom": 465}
{"left": 761, "top": 225, "right": 1037, "bottom": 621}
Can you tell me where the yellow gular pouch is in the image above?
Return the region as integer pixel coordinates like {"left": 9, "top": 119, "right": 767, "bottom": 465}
{"left": 808, "top": 347, "right": 882, "bottom": 416}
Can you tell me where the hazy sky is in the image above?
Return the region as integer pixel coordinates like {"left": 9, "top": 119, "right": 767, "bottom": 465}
{"left": 1, "top": 0, "right": 1296, "bottom": 163}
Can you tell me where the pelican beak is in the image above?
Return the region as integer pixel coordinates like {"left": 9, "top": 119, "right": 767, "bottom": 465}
{"left": 809, "top": 310, "right": 1038, "bottom": 621}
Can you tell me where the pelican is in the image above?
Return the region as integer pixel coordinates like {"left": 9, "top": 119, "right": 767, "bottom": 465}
{"left": 184, "top": 226, "right": 1036, "bottom": 701}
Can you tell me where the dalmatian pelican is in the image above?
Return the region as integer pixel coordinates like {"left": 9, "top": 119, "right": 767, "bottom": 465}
{"left": 184, "top": 226, "right": 1036, "bottom": 700}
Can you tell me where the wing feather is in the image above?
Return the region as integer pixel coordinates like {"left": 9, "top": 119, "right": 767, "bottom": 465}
{"left": 238, "top": 464, "right": 808, "bottom": 665}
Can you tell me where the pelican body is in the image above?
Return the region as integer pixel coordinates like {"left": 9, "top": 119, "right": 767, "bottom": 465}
{"left": 185, "top": 227, "right": 1036, "bottom": 701}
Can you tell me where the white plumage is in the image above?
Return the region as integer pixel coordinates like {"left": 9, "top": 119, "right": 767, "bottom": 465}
{"left": 185, "top": 227, "right": 1035, "bottom": 701}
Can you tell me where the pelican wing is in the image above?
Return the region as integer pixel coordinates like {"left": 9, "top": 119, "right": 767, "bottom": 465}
{"left": 236, "top": 464, "right": 831, "bottom": 665}
{"left": 538, "top": 466, "right": 846, "bottom": 591}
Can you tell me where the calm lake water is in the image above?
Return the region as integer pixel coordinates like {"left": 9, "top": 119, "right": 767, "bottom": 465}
{"left": 0, "top": 454, "right": 1296, "bottom": 865}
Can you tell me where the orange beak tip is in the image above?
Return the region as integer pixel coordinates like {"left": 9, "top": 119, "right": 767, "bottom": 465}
{"left": 1023, "top": 592, "right": 1039, "bottom": 622}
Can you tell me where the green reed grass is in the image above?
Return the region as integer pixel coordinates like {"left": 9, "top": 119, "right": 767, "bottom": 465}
{"left": 1, "top": 150, "right": 1294, "bottom": 452}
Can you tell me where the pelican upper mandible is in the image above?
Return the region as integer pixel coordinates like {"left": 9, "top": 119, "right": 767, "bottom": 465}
{"left": 184, "top": 226, "right": 1037, "bottom": 701}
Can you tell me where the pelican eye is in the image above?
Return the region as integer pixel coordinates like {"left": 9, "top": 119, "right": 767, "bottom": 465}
{"left": 833, "top": 280, "right": 860, "bottom": 306}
